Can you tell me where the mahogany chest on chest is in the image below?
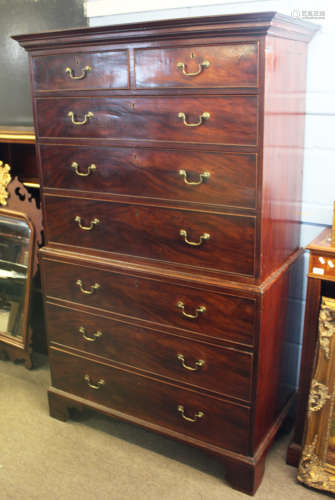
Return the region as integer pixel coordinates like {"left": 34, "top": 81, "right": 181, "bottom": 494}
{"left": 14, "top": 12, "right": 317, "bottom": 494}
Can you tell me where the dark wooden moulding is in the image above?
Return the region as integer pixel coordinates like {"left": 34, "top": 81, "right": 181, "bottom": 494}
{"left": 13, "top": 12, "right": 318, "bottom": 495}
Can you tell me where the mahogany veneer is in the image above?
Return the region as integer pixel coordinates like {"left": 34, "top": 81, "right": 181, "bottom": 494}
{"left": 14, "top": 12, "right": 318, "bottom": 494}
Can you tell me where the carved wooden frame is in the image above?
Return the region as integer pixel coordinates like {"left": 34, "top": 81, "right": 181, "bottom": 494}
{"left": 0, "top": 162, "right": 42, "bottom": 369}
{"left": 298, "top": 296, "right": 335, "bottom": 492}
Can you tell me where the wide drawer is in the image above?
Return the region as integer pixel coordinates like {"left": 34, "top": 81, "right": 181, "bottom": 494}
{"left": 36, "top": 96, "right": 258, "bottom": 146}
{"left": 40, "top": 145, "right": 257, "bottom": 210}
{"left": 44, "top": 195, "right": 256, "bottom": 276}
{"left": 32, "top": 50, "right": 129, "bottom": 91}
{"left": 46, "top": 302, "right": 254, "bottom": 402}
{"left": 135, "top": 42, "right": 259, "bottom": 89}
{"left": 42, "top": 258, "right": 257, "bottom": 347}
{"left": 49, "top": 348, "right": 251, "bottom": 454}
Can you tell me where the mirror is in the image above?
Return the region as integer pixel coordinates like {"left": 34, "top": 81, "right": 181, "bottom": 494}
{"left": 0, "top": 209, "right": 34, "bottom": 366}
{"left": 0, "top": 212, "right": 32, "bottom": 339}
{"left": 0, "top": 163, "right": 42, "bottom": 369}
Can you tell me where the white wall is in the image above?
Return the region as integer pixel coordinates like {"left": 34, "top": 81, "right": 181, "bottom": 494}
{"left": 85, "top": 0, "right": 335, "bottom": 391}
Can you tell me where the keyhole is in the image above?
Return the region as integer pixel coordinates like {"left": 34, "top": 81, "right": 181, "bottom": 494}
{"left": 74, "top": 56, "right": 80, "bottom": 65}
{"left": 133, "top": 153, "right": 137, "bottom": 160}
{"left": 131, "top": 103, "right": 136, "bottom": 109}
{"left": 190, "top": 52, "right": 195, "bottom": 59}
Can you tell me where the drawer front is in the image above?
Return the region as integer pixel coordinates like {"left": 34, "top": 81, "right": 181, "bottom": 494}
{"left": 32, "top": 50, "right": 129, "bottom": 91}
{"left": 50, "top": 348, "right": 251, "bottom": 454}
{"left": 42, "top": 259, "right": 257, "bottom": 346}
{"left": 309, "top": 253, "right": 335, "bottom": 280}
{"left": 46, "top": 302, "right": 253, "bottom": 402}
{"left": 135, "top": 43, "right": 259, "bottom": 89}
{"left": 44, "top": 196, "right": 256, "bottom": 276}
{"left": 36, "top": 96, "right": 258, "bottom": 146}
{"left": 40, "top": 145, "right": 257, "bottom": 210}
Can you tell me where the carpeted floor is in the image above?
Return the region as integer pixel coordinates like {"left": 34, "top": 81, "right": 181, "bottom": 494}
{"left": 0, "top": 355, "right": 323, "bottom": 500}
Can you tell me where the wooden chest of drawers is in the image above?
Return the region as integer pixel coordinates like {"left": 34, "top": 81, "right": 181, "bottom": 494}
{"left": 14, "top": 12, "right": 318, "bottom": 494}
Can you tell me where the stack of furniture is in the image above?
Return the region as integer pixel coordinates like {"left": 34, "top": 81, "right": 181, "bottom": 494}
{"left": 14, "top": 12, "right": 317, "bottom": 494}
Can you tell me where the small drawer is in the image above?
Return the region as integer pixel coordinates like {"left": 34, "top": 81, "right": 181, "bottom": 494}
{"left": 32, "top": 50, "right": 129, "bottom": 91}
{"left": 49, "top": 348, "right": 251, "bottom": 454}
{"left": 40, "top": 145, "right": 257, "bottom": 210}
{"left": 309, "top": 254, "right": 335, "bottom": 280}
{"left": 43, "top": 195, "right": 256, "bottom": 277}
{"left": 42, "top": 258, "right": 257, "bottom": 347}
{"left": 46, "top": 302, "right": 254, "bottom": 402}
{"left": 135, "top": 42, "right": 259, "bottom": 89}
{"left": 36, "top": 95, "right": 258, "bottom": 147}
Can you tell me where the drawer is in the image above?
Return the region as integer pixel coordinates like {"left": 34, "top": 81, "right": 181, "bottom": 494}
{"left": 42, "top": 258, "right": 257, "bottom": 347}
{"left": 309, "top": 254, "right": 335, "bottom": 280}
{"left": 36, "top": 96, "right": 258, "bottom": 146}
{"left": 44, "top": 196, "right": 256, "bottom": 276}
{"left": 135, "top": 42, "right": 259, "bottom": 89}
{"left": 32, "top": 50, "right": 129, "bottom": 91}
{"left": 40, "top": 145, "right": 257, "bottom": 210}
{"left": 49, "top": 348, "right": 251, "bottom": 454}
{"left": 46, "top": 302, "right": 254, "bottom": 402}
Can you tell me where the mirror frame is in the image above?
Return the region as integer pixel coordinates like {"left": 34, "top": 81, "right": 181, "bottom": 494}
{"left": 0, "top": 207, "right": 35, "bottom": 368}
{"left": 298, "top": 296, "right": 335, "bottom": 492}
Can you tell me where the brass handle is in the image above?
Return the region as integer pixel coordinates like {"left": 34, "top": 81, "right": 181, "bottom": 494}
{"left": 74, "top": 216, "right": 100, "bottom": 231}
{"left": 68, "top": 111, "right": 94, "bottom": 125}
{"left": 177, "top": 354, "right": 205, "bottom": 371}
{"left": 65, "top": 65, "right": 92, "bottom": 80}
{"left": 176, "top": 60, "right": 210, "bottom": 77}
{"left": 177, "top": 405, "right": 204, "bottom": 423}
{"left": 79, "top": 326, "right": 103, "bottom": 342}
{"left": 179, "top": 229, "right": 210, "bottom": 246}
{"left": 76, "top": 279, "right": 100, "bottom": 295}
{"left": 84, "top": 374, "right": 105, "bottom": 390}
{"left": 177, "top": 301, "right": 206, "bottom": 319}
{"left": 71, "top": 162, "right": 96, "bottom": 177}
{"left": 177, "top": 112, "right": 210, "bottom": 127}
{"left": 179, "top": 169, "right": 210, "bottom": 186}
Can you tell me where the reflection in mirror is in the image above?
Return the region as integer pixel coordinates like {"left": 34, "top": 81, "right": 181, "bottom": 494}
{"left": 0, "top": 214, "right": 31, "bottom": 338}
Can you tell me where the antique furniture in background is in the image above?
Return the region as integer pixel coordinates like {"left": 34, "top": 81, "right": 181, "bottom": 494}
{"left": 298, "top": 296, "right": 335, "bottom": 493}
{"left": 14, "top": 12, "right": 318, "bottom": 494}
{"left": 287, "top": 227, "right": 335, "bottom": 466}
{"left": 0, "top": 161, "right": 42, "bottom": 368}
{"left": 0, "top": 127, "right": 46, "bottom": 356}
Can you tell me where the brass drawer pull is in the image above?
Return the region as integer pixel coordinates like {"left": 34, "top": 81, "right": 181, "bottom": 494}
{"left": 74, "top": 216, "right": 100, "bottom": 231}
{"left": 179, "top": 229, "right": 210, "bottom": 246}
{"left": 76, "top": 279, "right": 100, "bottom": 295}
{"left": 84, "top": 374, "right": 105, "bottom": 390}
{"left": 176, "top": 60, "right": 210, "bottom": 77}
{"left": 177, "top": 111, "right": 210, "bottom": 127}
{"left": 71, "top": 162, "right": 96, "bottom": 177}
{"left": 79, "top": 326, "right": 103, "bottom": 342}
{"left": 177, "top": 405, "right": 204, "bottom": 423}
{"left": 179, "top": 169, "right": 210, "bottom": 186}
{"left": 65, "top": 65, "right": 92, "bottom": 80}
{"left": 68, "top": 111, "right": 94, "bottom": 125}
{"left": 177, "top": 354, "right": 205, "bottom": 371}
{"left": 177, "top": 301, "right": 206, "bottom": 319}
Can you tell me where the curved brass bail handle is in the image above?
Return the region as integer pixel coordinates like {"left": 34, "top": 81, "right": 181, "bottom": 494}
{"left": 177, "top": 405, "right": 204, "bottom": 423}
{"left": 68, "top": 111, "right": 94, "bottom": 126}
{"left": 177, "top": 301, "right": 206, "bottom": 319}
{"left": 178, "top": 111, "right": 210, "bottom": 127}
{"left": 84, "top": 374, "right": 105, "bottom": 390}
{"left": 71, "top": 162, "right": 96, "bottom": 177}
{"left": 176, "top": 60, "right": 210, "bottom": 77}
{"left": 79, "top": 326, "right": 103, "bottom": 342}
{"left": 65, "top": 65, "right": 91, "bottom": 80}
{"left": 74, "top": 216, "right": 100, "bottom": 231}
{"left": 76, "top": 279, "right": 100, "bottom": 295}
{"left": 179, "top": 169, "right": 210, "bottom": 186}
{"left": 179, "top": 229, "right": 210, "bottom": 246}
{"left": 177, "top": 354, "right": 205, "bottom": 371}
